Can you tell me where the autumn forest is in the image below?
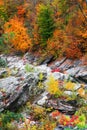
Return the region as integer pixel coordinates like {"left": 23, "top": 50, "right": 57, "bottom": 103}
{"left": 0, "top": 0, "right": 87, "bottom": 130}
{"left": 0, "top": 0, "right": 87, "bottom": 58}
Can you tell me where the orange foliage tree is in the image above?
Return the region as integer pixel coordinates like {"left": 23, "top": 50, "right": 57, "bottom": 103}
{"left": 17, "top": 5, "right": 26, "bottom": 16}
{"left": 4, "top": 16, "right": 32, "bottom": 52}
{"left": 47, "top": 29, "right": 82, "bottom": 58}
{"left": 47, "top": 29, "right": 67, "bottom": 56}
{"left": 65, "top": 41, "right": 82, "bottom": 59}
{"left": 0, "top": 0, "right": 4, "bottom": 5}
{"left": 0, "top": 0, "right": 87, "bottom": 57}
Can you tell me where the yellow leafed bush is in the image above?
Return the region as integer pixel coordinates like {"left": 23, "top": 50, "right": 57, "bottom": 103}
{"left": 78, "top": 88, "right": 85, "bottom": 97}
{"left": 65, "top": 81, "right": 75, "bottom": 91}
{"left": 46, "top": 75, "right": 62, "bottom": 95}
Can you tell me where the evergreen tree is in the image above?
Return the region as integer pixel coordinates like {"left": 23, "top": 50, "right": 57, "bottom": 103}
{"left": 37, "top": 4, "right": 55, "bottom": 46}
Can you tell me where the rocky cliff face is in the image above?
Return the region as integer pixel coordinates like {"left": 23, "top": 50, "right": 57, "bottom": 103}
{"left": 50, "top": 57, "right": 87, "bottom": 84}
{"left": 0, "top": 54, "right": 48, "bottom": 112}
{"left": 0, "top": 53, "right": 87, "bottom": 112}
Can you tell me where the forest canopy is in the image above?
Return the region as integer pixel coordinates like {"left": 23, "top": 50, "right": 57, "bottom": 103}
{"left": 0, "top": 0, "right": 87, "bottom": 58}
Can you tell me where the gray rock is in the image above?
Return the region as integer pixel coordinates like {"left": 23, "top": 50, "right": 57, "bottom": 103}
{"left": 36, "top": 92, "right": 48, "bottom": 106}
{"left": 64, "top": 91, "right": 73, "bottom": 95}
{"left": 45, "top": 99, "right": 77, "bottom": 115}
{"left": 55, "top": 58, "right": 67, "bottom": 67}
{"left": 52, "top": 72, "right": 65, "bottom": 80}
{"left": 0, "top": 54, "right": 48, "bottom": 112}
{"left": 39, "top": 55, "right": 54, "bottom": 65}
{"left": 57, "top": 59, "right": 74, "bottom": 71}
{"left": 0, "top": 73, "right": 43, "bottom": 112}
{"left": 54, "top": 126, "right": 64, "bottom": 130}
{"left": 23, "top": 52, "right": 36, "bottom": 63}
{"left": 50, "top": 58, "right": 66, "bottom": 69}
{"left": 51, "top": 72, "right": 78, "bottom": 83}
{"left": 0, "top": 53, "right": 87, "bottom": 113}
{"left": 52, "top": 58, "right": 87, "bottom": 84}
{"left": 66, "top": 67, "right": 80, "bottom": 76}
{"left": 57, "top": 100, "right": 76, "bottom": 114}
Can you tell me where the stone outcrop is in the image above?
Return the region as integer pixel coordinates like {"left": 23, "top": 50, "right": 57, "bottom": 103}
{"left": 0, "top": 54, "right": 48, "bottom": 112}
{"left": 50, "top": 58, "right": 87, "bottom": 84}
{"left": 0, "top": 53, "right": 87, "bottom": 113}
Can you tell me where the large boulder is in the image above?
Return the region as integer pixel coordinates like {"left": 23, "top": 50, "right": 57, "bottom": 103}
{"left": 0, "top": 54, "right": 48, "bottom": 112}
{"left": 0, "top": 73, "right": 44, "bottom": 112}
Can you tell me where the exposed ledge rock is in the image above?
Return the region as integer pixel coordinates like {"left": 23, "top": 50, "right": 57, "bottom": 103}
{"left": 0, "top": 53, "right": 87, "bottom": 112}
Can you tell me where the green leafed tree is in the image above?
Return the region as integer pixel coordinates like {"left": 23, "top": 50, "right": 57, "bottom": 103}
{"left": 37, "top": 4, "right": 55, "bottom": 46}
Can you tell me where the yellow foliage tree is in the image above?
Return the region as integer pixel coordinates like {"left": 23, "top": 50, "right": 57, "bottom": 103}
{"left": 78, "top": 88, "right": 85, "bottom": 97}
{"left": 64, "top": 81, "right": 75, "bottom": 91}
{"left": 4, "top": 16, "right": 32, "bottom": 52}
{"left": 46, "top": 75, "right": 62, "bottom": 96}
